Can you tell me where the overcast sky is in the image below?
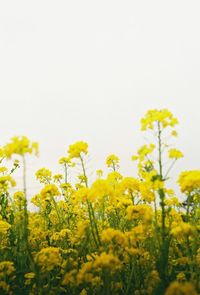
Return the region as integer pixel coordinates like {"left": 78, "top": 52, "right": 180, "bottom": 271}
{"left": 0, "top": 1, "right": 199, "bottom": 196}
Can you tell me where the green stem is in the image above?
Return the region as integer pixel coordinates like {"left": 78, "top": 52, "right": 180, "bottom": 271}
{"left": 22, "top": 155, "right": 27, "bottom": 198}
{"left": 80, "top": 155, "right": 88, "bottom": 187}
{"left": 86, "top": 200, "right": 99, "bottom": 247}
{"left": 125, "top": 259, "right": 135, "bottom": 295}
{"left": 164, "top": 159, "right": 177, "bottom": 180}
{"left": 22, "top": 155, "right": 38, "bottom": 275}
{"left": 80, "top": 155, "right": 100, "bottom": 247}
{"left": 156, "top": 121, "right": 169, "bottom": 290}
{"left": 158, "top": 122, "right": 163, "bottom": 179}
{"left": 64, "top": 163, "right": 68, "bottom": 183}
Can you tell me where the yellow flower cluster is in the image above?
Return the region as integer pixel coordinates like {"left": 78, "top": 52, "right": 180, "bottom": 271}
{"left": 0, "top": 109, "right": 199, "bottom": 295}
{"left": 165, "top": 281, "right": 198, "bottom": 295}
{"left": 106, "top": 154, "right": 120, "bottom": 169}
{"left": 178, "top": 170, "right": 200, "bottom": 193}
{"left": 40, "top": 184, "right": 61, "bottom": 198}
{"left": 141, "top": 109, "right": 178, "bottom": 130}
{"left": 168, "top": 148, "right": 184, "bottom": 159}
{"left": 3, "top": 136, "right": 38, "bottom": 158}
{"left": 170, "top": 222, "right": 195, "bottom": 238}
{"left": 126, "top": 204, "right": 153, "bottom": 222}
{"left": 35, "top": 167, "right": 52, "bottom": 183}
{"left": 68, "top": 141, "right": 88, "bottom": 159}
{"left": 0, "top": 175, "right": 16, "bottom": 193}
{"left": 35, "top": 247, "right": 63, "bottom": 271}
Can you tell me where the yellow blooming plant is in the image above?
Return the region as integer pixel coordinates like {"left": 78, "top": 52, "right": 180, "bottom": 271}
{"left": 68, "top": 141, "right": 88, "bottom": 159}
{"left": 0, "top": 109, "right": 199, "bottom": 295}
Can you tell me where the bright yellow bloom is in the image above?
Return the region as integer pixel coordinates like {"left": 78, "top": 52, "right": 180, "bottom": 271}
{"left": 40, "top": 184, "right": 61, "bottom": 198}
{"left": 0, "top": 167, "right": 8, "bottom": 174}
{"left": 0, "top": 175, "right": 16, "bottom": 193}
{"left": 13, "top": 191, "right": 26, "bottom": 207}
{"left": 178, "top": 170, "right": 200, "bottom": 193}
{"left": 107, "top": 171, "right": 122, "bottom": 183}
{"left": 4, "top": 136, "right": 38, "bottom": 158}
{"left": 35, "top": 167, "right": 52, "bottom": 183}
{"left": 89, "top": 179, "right": 113, "bottom": 200}
{"left": 132, "top": 144, "right": 155, "bottom": 162}
{"left": 141, "top": 109, "right": 178, "bottom": 130}
{"left": 101, "top": 228, "right": 127, "bottom": 247}
{"left": 170, "top": 222, "right": 195, "bottom": 238}
{"left": 168, "top": 148, "right": 183, "bottom": 159}
{"left": 165, "top": 196, "right": 180, "bottom": 206}
{"left": 59, "top": 156, "right": 75, "bottom": 167}
{"left": 68, "top": 141, "right": 88, "bottom": 159}
{"left": 106, "top": 154, "right": 120, "bottom": 169}
{"left": 35, "top": 247, "right": 62, "bottom": 271}
{"left": 93, "top": 252, "right": 121, "bottom": 270}
{"left": 0, "top": 220, "right": 11, "bottom": 234}
{"left": 53, "top": 174, "right": 63, "bottom": 182}
{"left": 119, "top": 177, "right": 140, "bottom": 194}
{"left": 0, "top": 109, "right": 198, "bottom": 294}
{"left": 126, "top": 204, "right": 153, "bottom": 222}
{"left": 74, "top": 187, "right": 90, "bottom": 202}
{"left": 24, "top": 272, "right": 35, "bottom": 279}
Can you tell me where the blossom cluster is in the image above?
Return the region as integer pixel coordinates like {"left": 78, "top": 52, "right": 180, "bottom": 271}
{"left": 0, "top": 109, "right": 199, "bottom": 295}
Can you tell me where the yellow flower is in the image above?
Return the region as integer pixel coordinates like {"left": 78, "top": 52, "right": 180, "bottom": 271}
{"left": 74, "top": 187, "right": 90, "bottom": 202}
{"left": 101, "top": 228, "right": 127, "bottom": 247}
{"left": 4, "top": 136, "right": 38, "bottom": 158}
{"left": 171, "top": 130, "right": 178, "bottom": 137}
{"left": 119, "top": 177, "right": 140, "bottom": 194}
{"left": 0, "top": 261, "right": 15, "bottom": 277}
{"left": 0, "top": 167, "right": 8, "bottom": 174}
{"left": 0, "top": 220, "right": 11, "bottom": 234}
{"left": 93, "top": 252, "right": 121, "bottom": 270}
{"left": 89, "top": 179, "right": 113, "bottom": 200}
{"left": 178, "top": 170, "right": 200, "bottom": 193}
{"left": 170, "top": 222, "right": 195, "bottom": 238}
{"left": 59, "top": 156, "right": 75, "bottom": 167}
{"left": 176, "top": 272, "right": 186, "bottom": 282}
{"left": 96, "top": 169, "right": 103, "bottom": 178}
{"left": 62, "top": 269, "right": 77, "bottom": 285}
{"left": 126, "top": 204, "right": 153, "bottom": 222}
{"left": 141, "top": 109, "right": 178, "bottom": 131}
{"left": 133, "top": 144, "right": 155, "bottom": 162}
{"left": 168, "top": 148, "right": 183, "bottom": 159}
{"left": 24, "top": 272, "right": 35, "bottom": 279}
{"left": 40, "top": 184, "right": 61, "bottom": 198}
{"left": 35, "top": 247, "right": 62, "bottom": 271}
{"left": 35, "top": 168, "right": 52, "bottom": 183}
{"left": 165, "top": 196, "right": 180, "bottom": 206}
{"left": 13, "top": 191, "right": 26, "bottom": 208}
{"left": 0, "top": 281, "right": 10, "bottom": 293}
{"left": 53, "top": 174, "right": 63, "bottom": 182}
{"left": 68, "top": 141, "right": 88, "bottom": 159}
{"left": 106, "top": 154, "right": 120, "bottom": 169}
{"left": 165, "top": 281, "right": 198, "bottom": 295}
{"left": 80, "top": 289, "right": 88, "bottom": 295}
{"left": 0, "top": 175, "right": 16, "bottom": 193}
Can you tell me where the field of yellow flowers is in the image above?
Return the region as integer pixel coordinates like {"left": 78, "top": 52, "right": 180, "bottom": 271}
{"left": 0, "top": 109, "right": 199, "bottom": 295}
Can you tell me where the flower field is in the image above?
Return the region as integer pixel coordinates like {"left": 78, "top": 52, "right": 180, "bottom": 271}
{"left": 0, "top": 109, "right": 199, "bottom": 295}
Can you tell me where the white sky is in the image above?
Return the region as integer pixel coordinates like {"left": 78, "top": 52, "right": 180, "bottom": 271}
{"left": 0, "top": 0, "right": 200, "bottom": 197}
